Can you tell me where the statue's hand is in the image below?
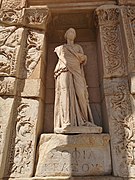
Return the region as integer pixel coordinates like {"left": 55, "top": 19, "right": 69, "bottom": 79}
{"left": 77, "top": 53, "right": 87, "bottom": 64}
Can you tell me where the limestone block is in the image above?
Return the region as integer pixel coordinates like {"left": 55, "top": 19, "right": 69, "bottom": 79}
{"left": 0, "top": 26, "right": 25, "bottom": 77}
{"left": 17, "top": 79, "right": 45, "bottom": 99}
{"left": 0, "top": 97, "right": 14, "bottom": 178}
{"left": 5, "top": 98, "right": 43, "bottom": 178}
{"left": 35, "top": 134, "right": 111, "bottom": 177}
{"left": 1, "top": 0, "right": 26, "bottom": 10}
{"left": 0, "top": 77, "right": 16, "bottom": 95}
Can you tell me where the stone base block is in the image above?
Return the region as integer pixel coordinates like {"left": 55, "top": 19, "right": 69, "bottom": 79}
{"left": 35, "top": 133, "right": 111, "bottom": 177}
{"left": 54, "top": 126, "right": 102, "bottom": 134}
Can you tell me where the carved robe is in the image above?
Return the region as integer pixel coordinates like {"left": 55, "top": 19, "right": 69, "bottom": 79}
{"left": 54, "top": 44, "right": 94, "bottom": 130}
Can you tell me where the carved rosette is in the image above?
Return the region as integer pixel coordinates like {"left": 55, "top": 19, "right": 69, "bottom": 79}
{"left": 6, "top": 98, "right": 39, "bottom": 177}
{"left": 95, "top": 6, "right": 126, "bottom": 78}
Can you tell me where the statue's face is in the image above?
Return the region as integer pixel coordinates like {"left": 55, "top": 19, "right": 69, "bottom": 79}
{"left": 66, "top": 28, "right": 76, "bottom": 41}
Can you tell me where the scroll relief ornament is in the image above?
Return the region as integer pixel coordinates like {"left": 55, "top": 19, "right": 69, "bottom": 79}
{"left": 0, "top": 26, "right": 24, "bottom": 77}
{"left": 95, "top": 6, "right": 126, "bottom": 77}
{"left": 24, "top": 30, "right": 44, "bottom": 77}
{"left": 7, "top": 99, "right": 39, "bottom": 177}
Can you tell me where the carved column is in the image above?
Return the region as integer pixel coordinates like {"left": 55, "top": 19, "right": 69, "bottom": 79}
{"left": 95, "top": 5, "right": 135, "bottom": 177}
{"left": 0, "top": 1, "right": 51, "bottom": 178}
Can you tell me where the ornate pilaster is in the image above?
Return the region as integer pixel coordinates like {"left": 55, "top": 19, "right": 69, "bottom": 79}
{"left": 95, "top": 5, "right": 134, "bottom": 177}
{"left": 0, "top": 2, "right": 51, "bottom": 178}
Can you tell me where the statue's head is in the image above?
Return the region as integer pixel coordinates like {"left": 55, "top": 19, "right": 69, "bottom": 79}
{"left": 64, "top": 28, "right": 76, "bottom": 41}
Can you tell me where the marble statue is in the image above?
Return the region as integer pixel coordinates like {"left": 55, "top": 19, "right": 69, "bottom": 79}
{"left": 54, "top": 28, "right": 101, "bottom": 134}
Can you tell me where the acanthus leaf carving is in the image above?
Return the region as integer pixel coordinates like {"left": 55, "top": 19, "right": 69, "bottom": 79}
{"left": 24, "top": 30, "right": 44, "bottom": 78}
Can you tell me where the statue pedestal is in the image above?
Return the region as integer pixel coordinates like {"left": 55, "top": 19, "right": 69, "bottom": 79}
{"left": 35, "top": 133, "right": 111, "bottom": 177}
{"left": 54, "top": 126, "right": 102, "bottom": 134}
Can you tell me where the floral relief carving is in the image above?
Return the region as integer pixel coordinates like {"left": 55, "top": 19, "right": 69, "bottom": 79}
{"left": 24, "top": 30, "right": 44, "bottom": 77}
{"left": 0, "top": 27, "right": 24, "bottom": 77}
{"left": 7, "top": 99, "right": 39, "bottom": 177}
{"left": 95, "top": 6, "right": 126, "bottom": 77}
{"left": 102, "top": 25, "right": 125, "bottom": 76}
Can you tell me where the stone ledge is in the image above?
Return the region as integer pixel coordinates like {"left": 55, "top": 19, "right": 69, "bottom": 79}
{"left": 1, "top": 176, "right": 124, "bottom": 180}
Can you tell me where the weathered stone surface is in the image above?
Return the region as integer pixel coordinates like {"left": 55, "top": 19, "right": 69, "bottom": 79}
{"left": 0, "top": 97, "right": 14, "bottom": 178}
{"left": 35, "top": 134, "right": 111, "bottom": 177}
{"left": 17, "top": 79, "right": 45, "bottom": 99}
{"left": 5, "top": 98, "right": 43, "bottom": 178}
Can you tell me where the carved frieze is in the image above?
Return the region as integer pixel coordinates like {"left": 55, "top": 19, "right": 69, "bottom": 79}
{"left": 95, "top": 6, "right": 126, "bottom": 78}
{"left": 6, "top": 98, "right": 39, "bottom": 177}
